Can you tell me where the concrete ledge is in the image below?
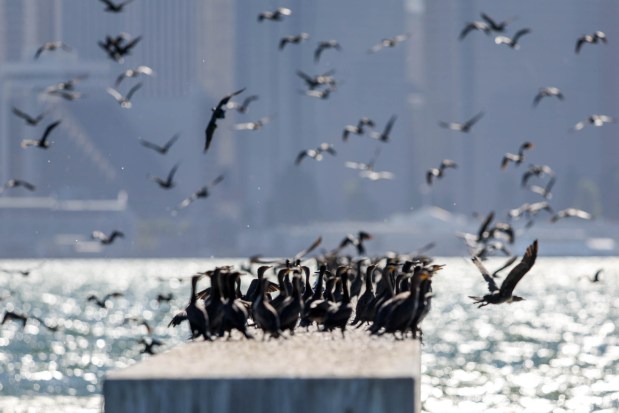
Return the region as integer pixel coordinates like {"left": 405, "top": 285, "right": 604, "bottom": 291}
{"left": 104, "top": 330, "right": 420, "bottom": 413}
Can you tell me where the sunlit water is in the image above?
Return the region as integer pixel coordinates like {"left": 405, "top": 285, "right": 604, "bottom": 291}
{"left": 0, "top": 258, "right": 617, "bottom": 412}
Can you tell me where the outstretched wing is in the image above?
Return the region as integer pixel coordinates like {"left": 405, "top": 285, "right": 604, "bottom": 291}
{"left": 40, "top": 121, "right": 61, "bottom": 146}
{"left": 472, "top": 256, "right": 499, "bottom": 293}
{"left": 204, "top": 116, "right": 217, "bottom": 153}
{"left": 294, "top": 236, "right": 322, "bottom": 260}
{"left": 499, "top": 239, "right": 538, "bottom": 297}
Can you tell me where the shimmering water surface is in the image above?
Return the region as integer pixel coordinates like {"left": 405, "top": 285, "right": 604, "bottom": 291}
{"left": 0, "top": 258, "right": 617, "bottom": 412}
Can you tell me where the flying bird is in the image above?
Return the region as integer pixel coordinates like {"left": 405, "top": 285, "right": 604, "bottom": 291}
{"left": 91, "top": 230, "right": 124, "bottom": 245}
{"left": 115, "top": 66, "right": 154, "bottom": 87}
{"left": 521, "top": 164, "right": 555, "bottom": 188}
{"left": 576, "top": 31, "right": 607, "bottom": 54}
{"left": 99, "top": 0, "right": 134, "bottom": 13}
{"left": 480, "top": 13, "right": 513, "bottom": 33}
{"left": 314, "top": 40, "right": 341, "bottom": 63}
{"left": 342, "top": 117, "right": 375, "bottom": 141}
{"left": 533, "top": 87, "right": 564, "bottom": 107}
{"left": 301, "top": 88, "right": 334, "bottom": 99}
{"left": 12, "top": 107, "right": 46, "bottom": 126}
{"left": 583, "top": 269, "right": 603, "bottom": 283}
{"left": 439, "top": 112, "right": 484, "bottom": 133}
{"left": 370, "top": 115, "right": 397, "bottom": 142}
{"left": 46, "top": 90, "right": 84, "bottom": 101}
{"left": 21, "top": 120, "right": 61, "bottom": 149}
{"left": 258, "top": 7, "right": 291, "bottom": 22}
{"left": 87, "top": 292, "right": 124, "bottom": 309}
{"left": 501, "top": 142, "right": 534, "bottom": 170}
{"left": 233, "top": 116, "right": 270, "bottom": 131}
{"left": 550, "top": 208, "right": 592, "bottom": 223}
{"left": 359, "top": 170, "right": 395, "bottom": 181}
{"left": 527, "top": 176, "right": 556, "bottom": 200}
{"left": 494, "top": 28, "right": 531, "bottom": 49}
{"left": 149, "top": 163, "right": 180, "bottom": 190}
{"left": 571, "top": 114, "right": 615, "bottom": 131}
{"left": 1, "top": 311, "right": 28, "bottom": 328}
{"left": 295, "top": 143, "right": 336, "bottom": 165}
{"left": 107, "top": 83, "right": 143, "bottom": 109}
{"left": 368, "top": 34, "right": 410, "bottom": 53}
{"left": 459, "top": 21, "right": 491, "bottom": 40}
{"left": 204, "top": 88, "right": 246, "bottom": 153}
{"left": 279, "top": 33, "right": 310, "bottom": 50}
{"left": 1, "top": 179, "right": 36, "bottom": 193}
{"left": 138, "top": 134, "right": 180, "bottom": 155}
{"left": 138, "top": 338, "right": 164, "bottom": 355}
{"left": 34, "top": 41, "right": 72, "bottom": 59}
{"left": 345, "top": 148, "right": 382, "bottom": 171}
{"left": 334, "top": 231, "right": 373, "bottom": 256}
{"left": 226, "top": 95, "right": 259, "bottom": 114}
{"left": 296, "top": 69, "right": 336, "bottom": 90}
{"left": 427, "top": 159, "right": 458, "bottom": 185}
{"left": 175, "top": 175, "right": 224, "bottom": 210}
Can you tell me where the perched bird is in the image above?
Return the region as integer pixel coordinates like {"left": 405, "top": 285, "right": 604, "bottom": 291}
{"left": 571, "top": 114, "right": 615, "bottom": 131}
{"left": 368, "top": 34, "right": 410, "bottom": 53}
{"left": 359, "top": 170, "right": 395, "bottom": 181}
{"left": 233, "top": 116, "right": 270, "bottom": 131}
{"left": 149, "top": 163, "right": 180, "bottom": 190}
{"left": 439, "top": 112, "right": 484, "bottom": 133}
{"left": 12, "top": 107, "right": 46, "bottom": 126}
{"left": 204, "top": 88, "right": 246, "bottom": 153}
{"left": 258, "top": 7, "right": 292, "bottom": 22}
{"left": 91, "top": 230, "right": 124, "bottom": 245}
{"left": 342, "top": 117, "right": 375, "bottom": 141}
{"left": 1, "top": 179, "right": 36, "bottom": 193}
{"left": 87, "top": 292, "right": 124, "bottom": 308}
{"left": 295, "top": 143, "right": 336, "bottom": 165}
{"left": 138, "top": 338, "right": 163, "bottom": 355}
{"left": 34, "top": 41, "right": 72, "bottom": 59}
{"left": 279, "top": 33, "right": 310, "bottom": 50}
{"left": 494, "top": 28, "right": 531, "bottom": 49}
{"left": 459, "top": 21, "right": 491, "bottom": 40}
{"left": 100, "top": 0, "right": 134, "bottom": 13}
{"left": 501, "top": 142, "right": 534, "bottom": 170}
{"left": 138, "top": 134, "right": 180, "bottom": 155}
{"left": 533, "top": 87, "right": 564, "bottom": 107}
{"left": 314, "top": 40, "right": 341, "bottom": 63}
{"left": 107, "top": 83, "right": 143, "bottom": 109}
{"left": 168, "top": 274, "right": 210, "bottom": 341}
{"left": 427, "top": 159, "right": 457, "bottom": 185}
{"left": 576, "top": 31, "right": 607, "bottom": 54}
{"left": 226, "top": 95, "right": 259, "bottom": 114}
{"left": 550, "top": 208, "right": 592, "bottom": 223}
{"left": 370, "top": 115, "right": 397, "bottom": 142}
{"left": 1, "top": 311, "right": 28, "bottom": 328}
{"left": 469, "top": 239, "right": 538, "bottom": 307}
{"left": 115, "top": 66, "right": 154, "bottom": 88}
{"left": 175, "top": 175, "right": 224, "bottom": 210}
{"left": 21, "top": 120, "right": 61, "bottom": 149}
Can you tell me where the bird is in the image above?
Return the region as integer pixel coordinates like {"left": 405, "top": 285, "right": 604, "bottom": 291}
{"left": 576, "top": 31, "right": 607, "bottom": 54}
{"left": 258, "top": 7, "right": 292, "bottom": 22}
{"left": 533, "top": 87, "right": 564, "bottom": 107}
{"left": 296, "top": 70, "right": 337, "bottom": 90}
{"left": 368, "top": 34, "right": 410, "bottom": 53}
{"left": 46, "top": 90, "right": 84, "bottom": 101}
{"left": 100, "top": 0, "right": 134, "bottom": 13}
{"left": 491, "top": 256, "right": 518, "bottom": 279}
{"left": 459, "top": 21, "right": 491, "bottom": 40}
{"left": 34, "top": 41, "right": 72, "bottom": 59}
{"left": 21, "top": 120, "right": 61, "bottom": 149}
{"left": 494, "top": 28, "right": 531, "bottom": 49}
{"left": 204, "top": 88, "right": 246, "bottom": 153}
{"left": 426, "top": 159, "right": 457, "bottom": 185}
{"left": 0, "top": 262, "right": 44, "bottom": 277}
{"left": 582, "top": 269, "right": 603, "bottom": 283}
{"left": 301, "top": 88, "right": 334, "bottom": 99}
{"left": 279, "top": 33, "right": 310, "bottom": 50}
{"left": 342, "top": 117, "right": 375, "bottom": 141}
{"left": 12, "top": 107, "right": 47, "bottom": 126}
{"left": 233, "top": 116, "right": 270, "bottom": 131}
{"left": 345, "top": 148, "right": 382, "bottom": 171}
{"left": 138, "top": 134, "right": 180, "bottom": 155}
{"left": 480, "top": 13, "right": 512, "bottom": 33}
{"left": 87, "top": 292, "right": 124, "bottom": 308}
{"left": 550, "top": 208, "right": 592, "bottom": 223}
{"left": 99, "top": 33, "right": 142, "bottom": 62}
{"left": 1, "top": 311, "right": 28, "bottom": 328}
{"left": 314, "top": 40, "right": 341, "bottom": 63}
{"left": 469, "top": 239, "right": 538, "bottom": 307}
{"left": 107, "top": 83, "right": 143, "bottom": 109}
{"left": 335, "top": 231, "right": 373, "bottom": 256}
{"left": 226, "top": 95, "right": 259, "bottom": 114}
{"left": 370, "top": 115, "right": 397, "bottom": 142}
{"left": 571, "top": 114, "right": 615, "bottom": 131}
{"left": 521, "top": 164, "right": 555, "bottom": 188}
{"left": 43, "top": 74, "right": 88, "bottom": 95}
{"left": 295, "top": 143, "right": 336, "bottom": 165}
{"left": 439, "top": 112, "right": 484, "bottom": 133}
{"left": 527, "top": 176, "right": 556, "bottom": 200}
{"left": 359, "top": 170, "right": 395, "bottom": 181}
{"left": 149, "top": 163, "right": 180, "bottom": 190}
{"left": 501, "top": 142, "right": 534, "bottom": 170}
{"left": 138, "top": 338, "right": 163, "bottom": 355}
{"left": 91, "top": 230, "right": 124, "bottom": 245}
{"left": 1, "top": 179, "right": 36, "bottom": 193}
{"left": 115, "top": 66, "right": 154, "bottom": 88}
{"left": 175, "top": 175, "right": 224, "bottom": 210}
{"left": 168, "top": 274, "right": 210, "bottom": 341}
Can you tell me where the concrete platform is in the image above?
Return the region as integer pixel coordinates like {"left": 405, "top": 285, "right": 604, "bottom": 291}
{"left": 104, "top": 329, "right": 420, "bottom": 413}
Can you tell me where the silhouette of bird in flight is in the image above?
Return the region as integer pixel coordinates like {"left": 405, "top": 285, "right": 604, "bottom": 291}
{"left": 459, "top": 20, "right": 491, "bottom": 40}
{"left": 501, "top": 142, "right": 534, "bottom": 170}
{"left": 296, "top": 69, "right": 336, "bottom": 90}
{"left": 21, "top": 120, "right": 61, "bottom": 149}
{"left": 550, "top": 208, "right": 592, "bottom": 223}
{"left": 279, "top": 33, "right": 310, "bottom": 50}
{"left": 368, "top": 34, "right": 410, "bottom": 53}
{"left": 12, "top": 107, "right": 47, "bottom": 126}
{"left": 1, "top": 179, "right": 36, "bottom": 193}
{"left": 150, "top": 163, "right": 180, "bottom": 190}
{"left": 494, "top": 28, "right": 531, "bottom": 49}
{"left": 314, "top": 40, "right": 341, "bottom": 63}
{"left": 439, "top": 112, "right": 484, "bottom": 133}
{"left": 139, "top": 134, "right": 180, "bottom": 155}
{"left": 342, "top": 117, "right": 375, "bottom": 141}
{"left": 1, "top": 311, "right": 28, "bottom": 328}
{"left": 115, "top": 66, "right": 154, "bottom": 88}
{"left": 34, "top": 41, "right": 72, "bottom": 59}
{"left": 234, "top": 116, "right": 270, "bottom": 131}
{"left": 0, "top": 262, "right": 44, "bottom": 277}
{"left": 226, "top": 95, "right": 259, "bottom": 114}
{"left": 370, "top": 115, "right": 397, "bottom": 142}
{"left": 427, "top": 159, "right": 457, "bottom": 185}
{"left": 91, "top": 230, "right": 124, "bottom": 245}
{"left": 107, "top": 83, "right": 143, "bottom": 109}
{"left": 481, "top": 13, "right": 513, "bottom": 33}
{"left": 469, "top": 239, "right": 538, "bottom": 307}
{"left": 295, "top": 143, "right": 336, "bottom": 165}
{"left": 258, "top": 7, "right": 291, "bottom": 22}
{"left": 571, "top": 114, "right": 615, "bottom": 131}
{"left": 175, "top": 175, "right": 224, "bottom": 210}
{"left": 334, "top": 231, "right": 373, "bottom": 255}
{"left": 521, "top": 164, "right": 555, "bottom": 188}
{"left": 87, "top": 292, "right": 124, "bottom": 308}
{"left": 204, "top": 88, "right": 245, "bottom": 153}
{"left": 581, "top": 269, "right": 603, "bottom": 283}
{"left": 99, "top": 0, "right": 133, "bottom": 13}
{"left": 576, "top": 31, "right": 607, "bottom": 54}
{"left": 533, "top": 87, "right": 564, "bottom": 107}
{"left": 138, "top": 338, "right": 163, "bottom": 355}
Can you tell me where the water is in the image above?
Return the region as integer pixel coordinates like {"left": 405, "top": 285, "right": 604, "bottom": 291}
{"left": 0, "top": 258, "right": 617, "bottom": 412}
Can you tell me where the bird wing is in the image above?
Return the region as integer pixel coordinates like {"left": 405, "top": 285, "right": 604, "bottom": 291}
{"left": 472, "top": 257, "right": 499, "bottom": 293}
{"left": 480, "top": 13, "right": 498, "bottom": 28}
{"left": 204, "top": 117, "right": 217, "bottom": 153}
{"left": 239, "top": 95, "right": 259, "bottom": 112}
{"left": 426, "top": 169, "right": 437, "bottom": 185}
{"left": 126, "top": 82, "right": 143, "bottom": 100}
{"left": 162, "top": 133, "right": 180, "bottom": 152}
{"left": 139, "top": 138, "right": 165, "bottom": 153}
{"left": 279, "top": 37, "right": 290, "bottom": 50}
{"left": 464, "top": 112, "right": 484, "bottom": 129}
{"left": 383, "top": 115, "right": 397, "bottom": 136}
{"left": 532, "top": 91, "right": 544, "bottom": 107}
{"left": 575, "top": 37, "right": 586, "bottom": 54}
{"left": 492, "top": 256, "right": 518, "bottom": 278}
{"left": 16, "top": 180, "right": 36, "bottom": 191}
{"left": 477, "top": 211, "right": 495, "bottom": 241}
{"left": 107, "top": 87, "right": 124, "bottom": 102}
{"left": 12, "top": 107, "right": 35, "bottom": 123}
{"left": 20, "top": 139, "right": 39, "bottom": 149}
{"left": 501, "top": 153, "right": 518, "bottom": 169}
{"left": 499, "top": 240, "right": 538, "bottom": 297}
{"left": 217, "top": 88, "right": 246, "bottom": 109}
{"left": 294, "top": 236, "right": 322, "bottom": 260}
{"left": 40, "top": 121, "right": 61, "bottom": 146}
{"left": 314, "top": 45, "right": 325, "bottom": 62}
{"left": 295, "top": 150, "right": 308, "bottom": 165}
{"left": 512, "top": 28, "right": 531, "bottom": 44}
{"left": 34, "top": 45, "right": 46, "bottom": 59}
{"left": 166, "top": 163, "right": 180, "bottom": 183}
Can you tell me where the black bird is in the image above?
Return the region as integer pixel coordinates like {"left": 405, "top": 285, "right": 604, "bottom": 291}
{"left": 138, "top": 338, "right": 163, "bottom": 355}
{"left": 91, "top": 230, "right": 124, "bottom": 245}
{"left": 1, "top": 179, "right": 36, "bottom": 193}
{"left": 314, "top": 40, "right": 341, "bottom": 63}
{"left": 439, "top": 112, "right": 483, "bottom": 133}
{"left": 370, "top": 115, "right": 397, "bottom": 142}
{"left": 426, "top": 159, "right": 457, "bottom": 185}
{"left": 323, "top": 267, "right": 353, "bottom": 337}
{"left": 469, "top": 239, "right": 538, "bottom": 307}
{"left": 350, "top": 265, "right": 377, "bottom": 326}
{"left": 279, "top": 33, "right": 310, "bottom": 50}
{"left": 115, "top": 66, "right": 154, "bottom": 88}
{"left": 252, "top": 277, "right": 282, "bottom": 340}
{"left": 342, "top": 117, "right": 375, "bottom": 141}
{"left": 533, "top": 87, "right": 564, "bottom": 107}
{"left": 226, "top": 95, "right": 259, "bottom": 114}
{"left": 138, "top": 134, "right": 180, "bottom": 155}
{"left": 100, "top": 0, "right": 134, "bottom": 13}
{"left": 12, "top": 107, "right": 46, "bottom": 126}
{"left": 21, "top": 120, "right": 61, "bottom": 149}
{"left": 168, "top": 275, "right": 210, "bottom": 340}
{"left": 495, "top": 28, "right": 531, "bottom": 49}
{"left": 278, "top": 272, "right": 305, "bottom": 335}
{"left": 581, "top": 269, "right": 603, "bottom": 283}
{"left": 107, "top": 83, "right": 143, "bottom": 109}
{"left": 258, "top": 7, "right": 292, "bottom": 22}
{"left": 296, "top": 70, "right": 336, "bottom": 90}
{"left": 87, "top": 292, "right": 124, "bottom": 308}
{"left": 0, "top": 262, "right": 44, "bottom": 277}
{"left": 204, "top": 88, "right": 246, "bottom": 153}
{"left": 1, "top": 311, "right": 28, "bottom": 328}
{"left": 481, "top": 13, "right": 512, "bottom": 33}
{"left": 156, "top": 293, "right": 174, "bottom": 304}
{"left": 295, "top": 143, "right": 336, "bottom": 165}
{"left": 571, "top": 114, "right": 615, "bottom": 132}
{"left": 175, "top": 175, "right": 224, "bottom": 210}
{"left": 550, "top": 208, "right": 592, "bottom": 223}
{"left": 34, "top": 41, "right": 72, "bottom": 59}
{"left": 576, "top": 31, "right": 607, "bottom": 54}
{"left": 149, "top": 163, "right": 179, "bottom": 190}
{"left": 336, "top": 231, "right": 373, "bottom": 256}
{"left": 501, "top": 142, "right": 534, "bottom": 170}
{"left": 459, "top": 21, "right": 491, "bottom": 40}
{"left": 368, "top": 34, "right": 410, "bottom": 53}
